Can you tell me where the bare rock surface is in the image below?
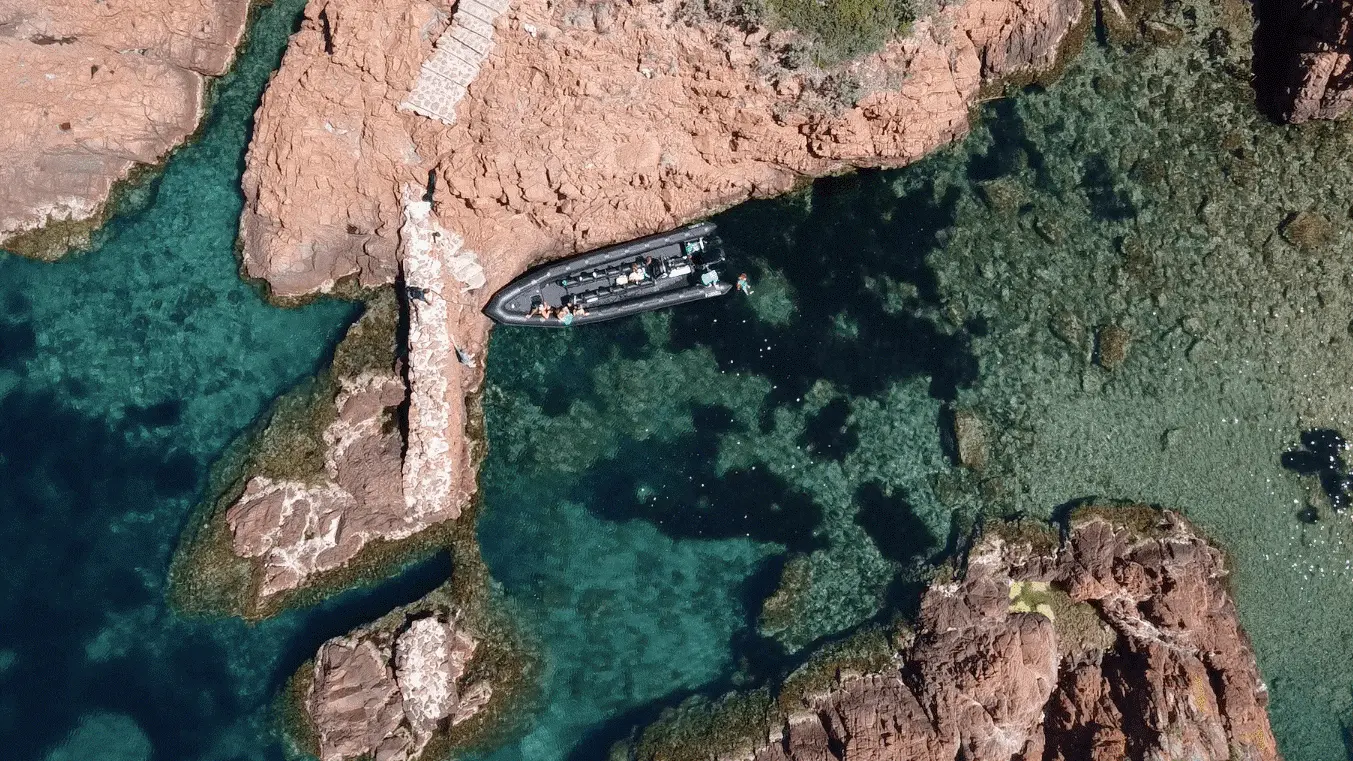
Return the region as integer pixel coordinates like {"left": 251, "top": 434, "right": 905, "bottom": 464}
{"left": 399, "top": 193, "right": 485, "bottom": 530}
{"left": 241, "top": 0, "right": 1084, "bottom": 301}
{"left": 199, "top": 292, "right": 452, "bottom": 608}
{"left": 1270, "top": 0, "right": 1353, "bottom": 122}
{"left": 238, "top": 0, "right": 441, "bottom": 296}
{"left": 230, "top": 0, "right": 1085, "bottom": 568}
{"left": 308, "top": 607, "right": 490, "bottom": 761}
{"left": 0, "top": 0, "right": 250, "bottom": 255}
{"left": 225, "top": 370, "right": 409, "bottom": 598}
{"left": 746, "top": 508, "right": 1280, "bottom": 761}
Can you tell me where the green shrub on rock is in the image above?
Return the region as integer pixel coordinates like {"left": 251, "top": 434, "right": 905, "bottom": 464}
{"left": 769, "top": 0, "right": 913, "bottom": 65}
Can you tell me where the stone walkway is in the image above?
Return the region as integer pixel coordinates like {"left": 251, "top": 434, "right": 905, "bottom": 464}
{"left": 399, "top": 192, "right": 485, "bottom": 520}
{"left": 401, "top": 0, "right": 512, "bottom": 125}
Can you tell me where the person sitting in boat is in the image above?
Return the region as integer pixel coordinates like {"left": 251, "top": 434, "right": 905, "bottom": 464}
{"left": 558, "top": 305, "right": 574, "bottom": 326}
{"left": 529, "top": 300, "right": 552, "bottom": 319}
{"left": 616, "top": 262, "right": 646, "bottom": 286}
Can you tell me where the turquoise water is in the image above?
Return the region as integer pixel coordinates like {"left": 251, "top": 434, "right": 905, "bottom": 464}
{"left": 0, "top": 1, "right": 957, "bottom": 758}
{"left": 0, "top": 0, "right": 369, "bottom": 758}
{"left": 474, "top": 182, "right": 973, "bottom": 759}
{"left": 7, "top": 1, "right": 1353, "bottom": 760}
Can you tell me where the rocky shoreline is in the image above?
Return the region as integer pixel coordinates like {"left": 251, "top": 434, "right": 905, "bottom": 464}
{"left": 6, "top": 0, "right": 1334, "bottom": 753}
{"left": 282, "top": 557, "right": 538, "bottom": 761}
{"left": 172, "top": 0, "right": 1302, "bottom": 754}
{"left": 631, "top": 507, "right": 1279, "bottom": 761}
{"left": 239, "top": 0, "right": 1088, "bottom": 302}
{"left": 169, "top": 289, "right": 489, "bottom": 620}
{"left": 0, "top": 0, "right": 252, "bottom": 258}
{"left": 176, "top": 0, "right": 1093, "bottom": 626}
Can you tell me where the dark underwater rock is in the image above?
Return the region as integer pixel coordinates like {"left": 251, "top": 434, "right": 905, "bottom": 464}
{"left": 1281, "top": 211, "right": 1335, "bottom": 250}
{"left": 306, "top": 606, "right": 492, "bottom": 761}
{"left": 951, "top": 409, "right": 989, "bottom": 471}
{"left": 1094, "top": 324, "right": 1131, "bottom": 370}
{"left": 1283, "top": 427, "right": 1353, "bottom": 512}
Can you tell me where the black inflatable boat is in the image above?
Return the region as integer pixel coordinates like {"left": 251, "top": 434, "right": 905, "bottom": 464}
{"left": 484, "top": 222, "right": 731, "bottom": 327}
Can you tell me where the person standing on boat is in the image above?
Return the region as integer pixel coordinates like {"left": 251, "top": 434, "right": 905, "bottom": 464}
{"left": 737, "top": 273, "right": 753, "bottom": 295}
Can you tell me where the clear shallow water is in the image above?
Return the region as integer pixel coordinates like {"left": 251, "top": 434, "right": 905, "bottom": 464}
{"left": 474, "top": 184, "right": 975, "bottom": 759}
{"left": 0, "top": 0, "right": 373, "bottom": 758}
{"left": 5, "top": 2, "right": 1353, "bottom": 760}
{"left": 904, "top": 11, "right": 1353, "bottom": 757}
{"left": 476, "top": 19, "right": 1353, "bottom": 761}
{"left": 0, "top": 1, "right": 962, "bottom": 757}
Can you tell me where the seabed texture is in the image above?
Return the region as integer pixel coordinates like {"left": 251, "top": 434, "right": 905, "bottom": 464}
{"left": 6, "top": 0, "right": 1353, "bottom": 758}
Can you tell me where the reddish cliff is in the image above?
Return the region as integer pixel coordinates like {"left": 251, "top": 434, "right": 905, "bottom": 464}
{"left": 302, "top": 603, "right": 496, "bottom": 761}
{"left": 215, "top": 0, "right": 1086, "bottom": 608}
{"left": 238, "top": 0, "right": 1086, "bottom": 300}
{"left": 744, "top": 508, "right": 1279, "bottom": 761}
{"left": 0, "top": 0, "right": 251, "bottom": 257}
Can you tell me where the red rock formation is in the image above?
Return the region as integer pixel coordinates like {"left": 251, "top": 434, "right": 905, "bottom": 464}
{"left": 224, "top": 371, "right": 409, "bottom": 598}
{"left": 751, "top": 509, "right": 1280, "bottom": 761}
{"left": 0, "top": 0, "right": 250, "bottom": 256}
{"left": 238, "top": 0, "right": 441, "bottom": 296}
{"left": 223, "top": 0, "right": 1084, "bottom": 595}
{"left": 1267, "top": 0, "right": 1353, "bottom": 122}
{"left": 306, "top": 607, "right": 491, "bottom": 761}
{"left": 239, "top": 0, "right": 1085, "bottom": 300}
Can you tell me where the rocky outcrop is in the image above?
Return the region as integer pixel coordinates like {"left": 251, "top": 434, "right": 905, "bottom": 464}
{"left": 948, "top": 409, "right": 988, "bottom": 470}
{"left": 0, "top": 0, "right": 250, "bottom": 257}
{"left": 668, "top": 508, "right": 1279, "bottom": 761}
{"left": 1266, "top": 0, "right": 1353, "bottom": 122}
{"left": 307, "top": 606, "right": 491, "bottom": 761}
{"left": 225, "top": 0, "right": 1084, "bottom": 581}
{"left": 193, "top": 204, "right": 494, "bottom": 609}
{"left": 240, "top": 0, "right": 1084, "bottom": 300}
{"left": 215, "top": 283, "right": 492, "bottom": 603}
{"left": 400, "top": 192, "right": 485, "bottom": 526}
{"left": 224, "top": 370, "right": 409, "bottom": 598}
{"left": 237, "top": 0, "right": 439, "bottom": 297}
